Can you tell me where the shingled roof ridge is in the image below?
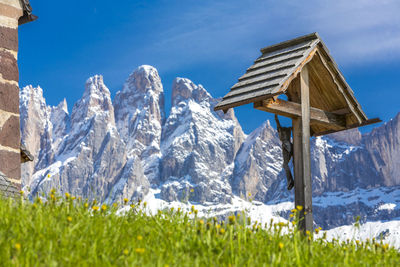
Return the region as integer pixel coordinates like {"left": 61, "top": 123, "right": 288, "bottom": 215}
{"left": 260, "top": 32, "right": 320, "bottom": 54}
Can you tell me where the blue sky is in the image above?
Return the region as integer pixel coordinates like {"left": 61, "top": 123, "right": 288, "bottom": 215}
{"left": 19, "top": 0, "right": 400, "bottom": 134}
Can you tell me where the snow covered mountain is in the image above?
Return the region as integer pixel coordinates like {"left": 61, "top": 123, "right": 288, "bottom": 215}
{"left": 20, "top": 65, "right": 400, "bottom": 233}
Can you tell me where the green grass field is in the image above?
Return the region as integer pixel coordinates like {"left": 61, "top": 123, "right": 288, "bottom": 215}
{"left": 1, "top": 193, "right": 399, "bottom": 266}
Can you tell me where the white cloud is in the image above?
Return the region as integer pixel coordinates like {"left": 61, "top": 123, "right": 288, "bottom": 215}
{"left": 147, "top": 0, "right": 400, "bottom": 69}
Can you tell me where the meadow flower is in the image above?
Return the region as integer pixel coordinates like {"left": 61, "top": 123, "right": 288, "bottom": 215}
{"left": 101, "top": 204, "right": 107, "bottom": 211}
{"left": 199, "top": 220, "right": 204, "bottom": 225}
{"left": 228, "top": 215, "right": 235, "bottom": 225}
{"left": 306, "top": 230, "right": 311, "bottom": 235}
{"left": 220, "top": 228, "right": 225, "bottom": 234}
{"left": 92, "top": 206, "right": 99, "bottom": 211}
{"left": 190, "top": 188, "right": 194, "bottom": 193}
{"left": 47, "top": 174, "right": 51, "bottom": 178}
{"left": 67, "top": 216, "right": 72, "bottom": 222}
{"left": 123, "top": 198, "right": 129, "bottom": 204}
{"left": 123, "top": 249, "right": 129, "bottom": 255}
{"left": 15, "top": 243, "right": 21, "bottom": 250}
{"left": 143, "top": 202, "right": 147, "bottom": 207}
{"left": 291, "top": 208, "right": 297, "bottom": 213}
{"left": 296, "top": 205, "right": 303, "bottom": 211}
{"left": 84, "top": 203, "right": 89, "bottom": 208}
{"left": 130, "top": 204, "right": 135, "bottom": 209}
{"left": 113, "top": 203, "right": 118, "bottom": 208}
{"left": 19, "top": 190, "right": 24, "bottom": 195}
{"left": 137, "top": 235, "right": 143, "bottom": 241}
{"left": 278, "top": 242, "right": 284, "bottom": 249}
{"left": 135, "top": 248, "right": 145, "bottom": 254}
{"left": 65, "top": 193, "right": 70, "bottom": 199}
{"left": 194, "top": 209, "right": 198, "bottom": 215}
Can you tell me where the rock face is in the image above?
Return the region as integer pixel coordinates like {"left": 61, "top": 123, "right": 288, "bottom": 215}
{"left": 114, "top": 66, "right": 165, "bottom": 185}
{"left": 160, "top": 78, "right": 245, "bottom": 203}
{"left": 20, "top": 65, "right": 400, "bottom": 230}
{"left": 231, "top": 121, "right": 282, "bottom": 202}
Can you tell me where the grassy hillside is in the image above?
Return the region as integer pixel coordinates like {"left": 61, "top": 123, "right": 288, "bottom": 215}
{"left": 0, "top": 193, "right": 399, "bottom": 266}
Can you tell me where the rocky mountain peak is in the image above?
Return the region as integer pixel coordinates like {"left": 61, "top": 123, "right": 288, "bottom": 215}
{"left": 171, "top": 78, "right": 211, "bottom": 106}
{"left": 71, "top": 75, "right": 115, "bottom": 126}
{"left": 122, "top": 65, "right": 163, "bottom": 95}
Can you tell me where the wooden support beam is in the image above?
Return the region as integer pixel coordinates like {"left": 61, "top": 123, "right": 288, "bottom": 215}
{"left": 293, "top": 65, "right": 313, "bottom": 233}
{"left": 254, "top": 99, "right": 346, "bottom": 130}
{"left": 314, "top": 118, "right": 382, "bottom": 137}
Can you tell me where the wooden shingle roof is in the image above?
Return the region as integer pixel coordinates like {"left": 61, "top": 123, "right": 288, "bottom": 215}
{"left": 215, "top": 33, "right": 380, "bottom": 136}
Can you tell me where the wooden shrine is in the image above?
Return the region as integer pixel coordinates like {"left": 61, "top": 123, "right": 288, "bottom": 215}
{"left": 214, "top": 32, "right": 381, "bottom": 232}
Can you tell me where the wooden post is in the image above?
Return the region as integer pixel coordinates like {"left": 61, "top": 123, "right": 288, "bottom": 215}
{"left": 292, "top": 65, "right": 313, "bottom": 233}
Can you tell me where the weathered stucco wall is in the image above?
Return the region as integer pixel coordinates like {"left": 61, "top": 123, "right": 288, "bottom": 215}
{"left": 0, "top": 0, "right": 23, "bottom": 189}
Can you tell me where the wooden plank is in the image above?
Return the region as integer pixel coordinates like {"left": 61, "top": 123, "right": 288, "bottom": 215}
{"left": 314, "top": 118, "right": 382, "bottom": 137}
{"left": 239, "top": 61, "right": 296, "bottom": 81}
{"left": 254, "top": 99, "right": 346, "bottom": 130}
{"left": 300, "top": 65, "right": 313, "bottom": 233}
{"left": 226, "top": 80, "right": 280, "bottom": 98}
{"left": 255, "top": 45, "right": 311, "bottom": 64}
{"left": 292, "top": 118, "right": 306, "bottom": 231}
{"left": 232, "top": 72, "right": 287, "bottom": 90}
{"left": 260, "top": 32, "right": 318, "bottom": 54}
{"left": 214, "top": 87, "right": 281, "bottom": 111}
{"left": 315, "top": 49, "right": 364, "bottom": 124}
{"left": 248, "top": 54, "right": 304, "bottom": 71}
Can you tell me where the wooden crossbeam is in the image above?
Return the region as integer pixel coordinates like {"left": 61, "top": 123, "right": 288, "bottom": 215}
{"left": 254, "top": 98, "right": 346, "bottom": 130}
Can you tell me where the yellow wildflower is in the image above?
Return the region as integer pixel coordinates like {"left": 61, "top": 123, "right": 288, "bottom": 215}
{"left": 15, "top": 243, "right": 21, "bottom": 250}
{"left": 92, "top": 206, "right": 99, "bottom": 211}
{"left": 220, "top": 228, "right": 226, "bottom": 234}
{"left": 19, "top": 190, "right": 24, "bottom": 195}
{"left": 101, "top": 204, "right": 107, "bottom": 211}
{"left": 137, "top": 235, "right": 143, "bottom": 241}
{"left": 123, "top": 198, "right": 129, "bottom": 204}
{"left": 113, "top": 203, "right": 118, "bottom": 208}
{"left": 190, "top": 188, "right": 194, "bottom": 193}
{"left": 135, "top": 248, "right": 145, "bottom": 254}
{"left": 291, "top": 209, "right": 297, "bottom": 213}
{"left": 290, "top": 214, "right": 294, "bottom": 218}
{"left": 130, "top": 204, "right": 135, "bottom": 209}
{"left": 278, "top": 222, "right": 285, "bottom": 227}
{"left": 296, "top": 205, "right": 303, "bottom": 211}
{"left": 123, "top": 249, "right": 129, "bottom": 255}
{"left": 278, "top": 242, "right": 284, "bottom": 249}
{"left": 194, "top": 209, "right": 198, "bottom": 215}
{"left": 84, "top": 203, "right": 89, "bottom": 208}
{"left": 47, "top": 174, "right": 51, "bottom": 178}
{"left": 50, "top": 188, "right": 56, "bottom": 194}
{"left": 143, "top": 202, "right": 147, "bottom": 207}
{"left": 67, "top": 216, "right": 72, "bottom": 222}
{"left": 248, "top": 192, "right": 252, "bottom": 197}
{"left": 228, "top": 215, "right": 235, "bottom": 224}
{"left": 199, "top": 220, "right": 204, "bottom": 225}
{"left": 65, "top": 192, "right": 70, "bottom": 199}
{"left": 306, "top": 230, "right": 311, "bottom": 235}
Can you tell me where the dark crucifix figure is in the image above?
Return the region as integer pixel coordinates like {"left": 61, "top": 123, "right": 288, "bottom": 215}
{"left": 275, "top": 114, "right": 294, "bottom": 190}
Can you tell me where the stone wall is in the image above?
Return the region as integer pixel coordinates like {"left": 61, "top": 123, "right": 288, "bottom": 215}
{"left": 0, "top": 0, "right": 24, "bottom": 190}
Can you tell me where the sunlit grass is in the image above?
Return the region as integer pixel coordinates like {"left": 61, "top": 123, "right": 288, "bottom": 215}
{"left": 0, "top": 193, "right": 399, "bottom": 266}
